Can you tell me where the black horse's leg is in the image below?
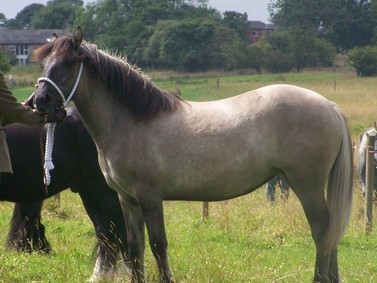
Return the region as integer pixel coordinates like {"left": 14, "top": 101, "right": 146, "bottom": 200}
{"left": 94, "top": 190, "right": 129, "bottom": 267}
{"left": 119, "top": 194, "right": 146, "bottom": 283}
{"left": 7, "top": 201, "right": 51, "bottom": 253}
{"left": 136, "top": 193, "right": 174, "bottom": 283}
{"left": 78, "top": 189, "right": 120, "bottom": 281}
{"left": 79, "top": 189, "right": 127, "bottom": 281}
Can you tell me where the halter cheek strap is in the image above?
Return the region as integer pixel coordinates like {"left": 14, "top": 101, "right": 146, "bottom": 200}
{"left": 37, "top": 61, "right": 84, "bottom": 107}
{"left": 37, "top": 61, "right": 84, "bottom": 186}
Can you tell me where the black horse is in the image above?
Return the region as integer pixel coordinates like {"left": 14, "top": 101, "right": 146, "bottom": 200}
{"left": 0, "top": 105, "right": 128, "bottom": 281}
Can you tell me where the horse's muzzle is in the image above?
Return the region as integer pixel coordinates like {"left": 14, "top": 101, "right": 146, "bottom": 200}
{"left": 34, "top": 92, "right": 53, "bottom": 114}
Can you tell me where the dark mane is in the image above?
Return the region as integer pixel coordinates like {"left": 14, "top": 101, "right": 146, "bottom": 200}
{"left": 33, "top": 35, "right": 182, "bottom": 120}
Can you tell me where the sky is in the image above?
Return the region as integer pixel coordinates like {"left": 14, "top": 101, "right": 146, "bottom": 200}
{"left": 0, "top": 0, "right": 270, "bottom": 23}
{"left": 208, "top": 0, "right": 270, "bottom": 22}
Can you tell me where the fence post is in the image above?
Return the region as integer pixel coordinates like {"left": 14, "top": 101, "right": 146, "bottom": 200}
{"left": 365, "top": 133, "right": 376, "bottom": 234}
{"left": 202, "top": 202, "right": 209, "bottom": 219}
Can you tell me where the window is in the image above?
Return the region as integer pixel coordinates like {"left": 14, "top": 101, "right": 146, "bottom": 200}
{"left": 11, "top": 45, "right": 29, "bottom": 65}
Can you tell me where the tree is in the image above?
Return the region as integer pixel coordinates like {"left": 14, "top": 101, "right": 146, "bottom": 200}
{"left": 262, "top": 29, "right": 294, "bottom": 73}
{"left": 0, "top": 51, "right": 11, "bottom": 73}
{"left": 6, "top": 4, "right": 44, "bottom": 29}
{"left": 73, "top": 0, "right": 216, "bottom": 64}
{"left": 262, "top": 27, "right": 335, "bottom": 72}
{"left": 31, "top": 0, "right": 84, "bottom": 29}
{"left": 330, "top": 0, "right": 375, "bottom": 50}
{"left": 348, "top": 45, "right": 377, "bottom": 76}
{"left": 144, "top": 18, "right": 248, "bottom": 71}
{"left": 0, "top": 13, "right": 6, "bottom": 27}
{"left": 269, "top": 0, "right": 376, "bottom": 51}
{"left": 48, "top": 0, "right": 83, "bottom": 5}
{"left": 222, "top": 11, "right": 249, "bottom": 41}
{"left": 269, "top": 0, "right": 338, "bottom": 33}
{"left": 287, "top": 28, "right": 335, "bottom": 72}
{"left": 247, "top": 43, "right": 266, "bottom": 73}
{"left": 72, "top": 0, "right": 256, "bottom": 70}
{"left": 145, "top": 19, "right": 221, "bottom": 71}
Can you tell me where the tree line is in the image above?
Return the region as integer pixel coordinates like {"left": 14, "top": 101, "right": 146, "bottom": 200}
{"left": 2, "top": 0, "right": 377, "bottom": 74}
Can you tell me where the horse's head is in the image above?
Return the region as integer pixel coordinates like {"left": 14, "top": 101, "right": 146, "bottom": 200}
{"left": 33, "top": 28, "right": 84, "bottom": 114}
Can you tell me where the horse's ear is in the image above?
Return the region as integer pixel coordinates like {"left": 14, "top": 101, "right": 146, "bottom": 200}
{"left": 73, "top": 27, "right": 83, "bottom": 49}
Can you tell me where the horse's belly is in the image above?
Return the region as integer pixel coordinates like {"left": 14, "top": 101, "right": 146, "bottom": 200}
{"left": 163, "top": 184, "right": 259, "bottom": 201}
{"left": 159, "top": 165, "right": 270, "bottom": 201}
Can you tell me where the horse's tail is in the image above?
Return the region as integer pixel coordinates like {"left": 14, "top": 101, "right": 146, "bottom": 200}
{"left": 320, "top": 106, "right": 353, "bottom": 255}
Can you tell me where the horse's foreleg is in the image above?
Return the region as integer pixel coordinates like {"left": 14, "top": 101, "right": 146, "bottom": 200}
{"left": 137, "top": 194, "right": 174, "bottom": 283}
{"left": 119, "top": 195, "right": 146, "bottom": 283}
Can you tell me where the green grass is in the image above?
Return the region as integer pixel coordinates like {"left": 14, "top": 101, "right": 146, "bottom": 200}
{"left": 0, "top": 192, "right": 95, "bottom": 283}
{"left": 154, "top": 71, "right": 344, "bottom": 102}
{"left": 1, "top": 189, "right": 375, "bottom": 282}
{"left": 3, "top": 68, "right": 377, "bottom": 282}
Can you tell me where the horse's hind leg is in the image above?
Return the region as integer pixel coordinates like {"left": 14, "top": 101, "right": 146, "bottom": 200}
{"left": 289, "top": 179, "right": 334, "bottom": 283}
{"left": 313, "top": 249, "right": 339, "bottom": 283}
{"left": 7, "top": 201, "right": 51, "bottom": 253}
{"left": 307, "top": 200, "right": 333, "bottom": 283}
{"left": 329, "top": 250, "right": 339, "bottom": 282}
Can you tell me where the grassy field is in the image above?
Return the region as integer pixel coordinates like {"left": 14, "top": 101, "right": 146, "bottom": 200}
{"left": 2, "top": 68, "right": 377, "bottom": 282}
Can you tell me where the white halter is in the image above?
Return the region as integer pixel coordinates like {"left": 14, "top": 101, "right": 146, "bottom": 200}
{"left": 37, "top": 62, "right": 84, "bottom": 185}
{"left": 38, "top": 62, "right": 84, "bottom": 107}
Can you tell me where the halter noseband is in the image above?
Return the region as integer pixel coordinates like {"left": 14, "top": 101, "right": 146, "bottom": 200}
{"left": 37, "top": 61, "right": 84, "bottom": 107}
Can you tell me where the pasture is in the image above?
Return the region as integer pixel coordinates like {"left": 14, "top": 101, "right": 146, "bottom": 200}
{"left": 1, "top": 69, "right": 377, "bottom": 282}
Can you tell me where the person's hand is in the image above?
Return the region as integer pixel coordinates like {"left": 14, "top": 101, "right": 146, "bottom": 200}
{"left": 42, "top": 108, "right": 67, "bottom": 123}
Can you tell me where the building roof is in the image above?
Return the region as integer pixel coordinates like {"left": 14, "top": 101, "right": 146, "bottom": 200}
{"left": 0, "top": 29, "right": 71, "bottom": 45}
{"left": 248, "top": 21, "right": 274, "bottom": 30}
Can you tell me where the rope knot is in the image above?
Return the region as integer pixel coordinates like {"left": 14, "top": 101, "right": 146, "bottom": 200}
{"left": 44, "top": 158, "right": 55, "bottom": 170}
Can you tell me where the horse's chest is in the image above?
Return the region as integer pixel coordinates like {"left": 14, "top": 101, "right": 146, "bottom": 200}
{"left": 97, "top": 150, "right": 148, "bottom": 193}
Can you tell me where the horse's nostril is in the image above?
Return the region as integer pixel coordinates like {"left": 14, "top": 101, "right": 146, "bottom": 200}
{"left": 45, "top": 93, "right": 51, "bottom": 103}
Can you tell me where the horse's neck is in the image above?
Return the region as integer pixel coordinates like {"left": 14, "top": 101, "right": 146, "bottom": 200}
{"left": 73, "top": 88, "right": 133, "bottom": 147}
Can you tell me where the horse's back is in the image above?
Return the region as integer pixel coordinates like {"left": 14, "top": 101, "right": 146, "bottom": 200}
{"left": 187, "top": 84, "right": 339, "bottom": 131}
{"left": 185, "top": 84, "right": 343, "bottom": 161}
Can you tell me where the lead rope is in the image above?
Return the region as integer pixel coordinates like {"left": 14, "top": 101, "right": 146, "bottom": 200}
{"left": 43, "top": 123, "right": 56, "bottom": 186}
{"left": 39, "top": 128, "right": 49, "bottom": 195}
{"left": 38, "top": 62, "right": 84, "bottom": 187}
